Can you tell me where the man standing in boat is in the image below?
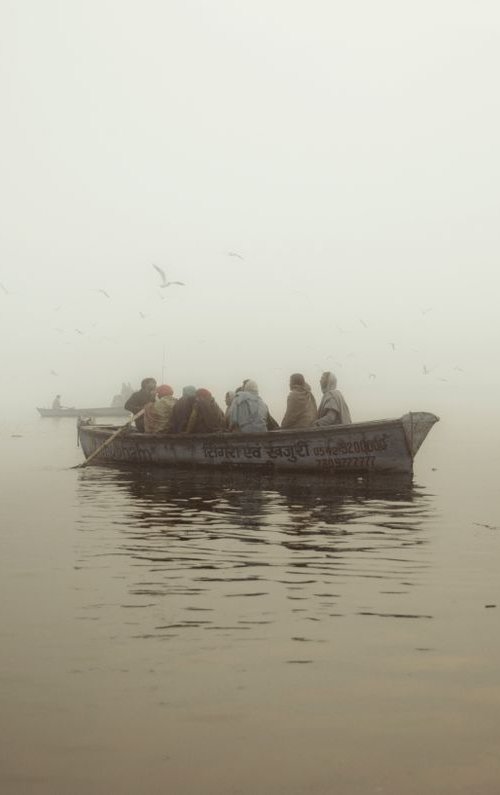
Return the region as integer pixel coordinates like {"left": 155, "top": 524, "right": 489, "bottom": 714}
{"left": 52, "top": 395, "right": 62, "bottom": 410}
{"left": 314, "top": 372, "right": 352, "bottom": 426}
{"left": 124, "top": 378, "right": 157, "bottom": 432}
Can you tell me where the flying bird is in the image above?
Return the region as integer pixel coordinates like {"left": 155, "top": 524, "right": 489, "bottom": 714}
{"left": 152, "top": 263, "right": 185, "bottom": 288}
{"left": 50, "top": 370, "right": 59, "bottom": 376}
{"left": 93, "top": 289, "right": 111, "bottom": 298}
{"left": 75, "top": 329, "right": 84, "bottom": 335}
{"left": 421, "top": 307, "right": 433, "bottom": 315}
{"left": 369, "top": 373, "right": 376, "bottom": 380}
{"left": 359, "top": 318, "right": 368, "bottom": 328}
{"left": 227, "top": 251, "right": 244, "bottom": 260}
{"left": 0, "top": 282, "right": 9, "bottom": 295}
{"left": 139, "top": 312, "right": 147, "bottom": 319}
{"left": 388, "top": 342, "right": 396, "bottom": 351}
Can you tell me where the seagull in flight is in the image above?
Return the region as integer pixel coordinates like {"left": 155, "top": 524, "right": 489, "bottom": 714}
{"left": 0, "top": 282, "right": 9, "bottom": 295}
{"left": 92, "top": 289, "right": 111, "bottom": 299}
{"left": 152, "top": 263, "right": 185, "bottom": 288}
{"left": 388, "top": 342, "right": 396, "bottom": 351}
{"left": 359, "top": 318, "right": 368, "bottom": 328}
{"left": 227, "top": 251, "right": 244, "bottom": 260}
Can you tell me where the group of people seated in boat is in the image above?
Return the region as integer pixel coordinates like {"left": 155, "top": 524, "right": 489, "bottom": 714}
{"left": 124, "top": 372, "right": 351, "bottom": 434}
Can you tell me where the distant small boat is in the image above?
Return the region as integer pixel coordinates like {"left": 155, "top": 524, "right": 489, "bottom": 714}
{"left": 77, "top": 411, "right": 439, "bottom": 474}
{"left": 38, "top": 406, "right": 130, "bottom": 418}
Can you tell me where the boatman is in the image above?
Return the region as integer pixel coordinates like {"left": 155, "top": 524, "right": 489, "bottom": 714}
{"left": 124, "top": 378, "right": 157, "bottom": 432}
{"left": 314, "top": 372, "right": 352, "bottom": 426}
{"left": 52, "top": 395, "right": 62, "bottom": 409}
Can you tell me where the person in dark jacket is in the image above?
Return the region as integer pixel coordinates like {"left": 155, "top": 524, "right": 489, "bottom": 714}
{"left": 170, "top": 385, "right": 197, "bottom": 433}
{"left": 186, "top": 389, "right": 226, "bottom": 433}
{"left": 124, "top": 377, "right": 157, "bottom": 432}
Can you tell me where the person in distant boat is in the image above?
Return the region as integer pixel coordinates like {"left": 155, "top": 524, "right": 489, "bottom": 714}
{"left": 52, "top": 395, "right": 62, "bottom": 410}
{"left": 124, "top": 377, "right": 157, "bottom": 432}
{"left": 186, "top": 389, "right": 226, "bottom": 433}
{"left": 144, "top": 385, "right": 177, "bottom": 433}
{"left": 314, "top": 372, "right": 352, "bottom": 426}
{"left": 228, "top": 380, "right": 270, "bottom": 433}
{"left": 170, "top": 385, "right": 197, "bottom": 433}
{"left": 281, "top": 373, "right": 317, "bottom": 429}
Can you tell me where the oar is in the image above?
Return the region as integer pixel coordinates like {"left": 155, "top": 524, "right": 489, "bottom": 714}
{"left": 75, "top": 409, "right": 144, "bottom": 468}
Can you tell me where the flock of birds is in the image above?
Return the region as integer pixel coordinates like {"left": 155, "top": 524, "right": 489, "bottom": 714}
{"left": 0, "top": 253, "right": 466, "bottom": 385}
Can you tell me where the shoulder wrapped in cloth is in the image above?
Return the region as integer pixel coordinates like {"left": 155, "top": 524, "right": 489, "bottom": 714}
{"left": 228, "top": 380, "right": 269, "bottom": 433}
{"left": 186, "top": 389, "right": 226, "bottom": 433}
{"left": 144, "top": 385, "right": 177, "bottom": 433}
{"left": 315, "top": 372, "right": 352, "bottom": 426}
{"left": 281, "top": 375, "right": 317, "bottom": 429}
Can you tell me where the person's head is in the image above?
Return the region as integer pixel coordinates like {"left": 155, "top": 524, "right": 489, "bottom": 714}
{"left": 141, "top": 377, "right": 157, "bottom": 393}
{"left": 182, "top": 385, "right": 196, "bottom": 398}
{"left": 244, "top": 379, "right": 259, "bottom": 394}
{"left": 290, "top": 373, "right": 305, "bottom": 389}
{"left": 320, "top": 371, "right": 337, "bottom": 392}
{"left": 196, "top": 388, "right": 212, "bottom": 400}
{"left": 225, "top": 390, "right": 235, "bottom": 407}
{"left": 157, "top": 384, "right": 173, "bottom": 398}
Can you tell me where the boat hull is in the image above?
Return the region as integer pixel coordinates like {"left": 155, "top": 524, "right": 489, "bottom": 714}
{"left": 78, "top": 412, "right": 438, "bottom": 475}
{"left": 38, "top": 407, "right": 130, "bottom": 418}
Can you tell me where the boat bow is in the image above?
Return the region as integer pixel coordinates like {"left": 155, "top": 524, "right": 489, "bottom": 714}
{"left": 401, "top": 412, "right": 439, "bottom": 458}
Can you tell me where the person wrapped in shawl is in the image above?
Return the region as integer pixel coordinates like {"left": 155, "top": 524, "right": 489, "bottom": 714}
{"left": 144, "top": 384, "right": 177, "bottom": 433}
{"left": 170, "top": 386, "right": 197, "bottom": 433}
{"left": 228, "top": 380, "right": 269, "bottom": 433}
{"left": 281, "top": 373, "right": 317, "bottom": 429}
{"left": 186, "top": 389, "right": 226, "bottom": 433}
{"left": 314, "top": 372, "right": 351, "bottom": 426}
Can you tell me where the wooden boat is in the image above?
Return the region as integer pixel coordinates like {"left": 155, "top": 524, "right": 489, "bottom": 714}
{"left": 38, "top": 406, "right": 130, "bottom": 418}
{"left": 77, "top": 411, "right": 438, "bottom": 474}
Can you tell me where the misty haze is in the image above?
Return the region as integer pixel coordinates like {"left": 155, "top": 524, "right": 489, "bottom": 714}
{"left": 1, "top": 2, "right": 499, "bottom": 794}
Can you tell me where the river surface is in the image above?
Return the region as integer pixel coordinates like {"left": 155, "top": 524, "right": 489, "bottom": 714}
{"left": 1, "top": 413, "right": 499, "bottom": 794}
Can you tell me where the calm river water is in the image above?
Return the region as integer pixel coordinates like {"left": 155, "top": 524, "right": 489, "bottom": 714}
{"left": 1, "top": 413, "right": 499, "bottom": 794}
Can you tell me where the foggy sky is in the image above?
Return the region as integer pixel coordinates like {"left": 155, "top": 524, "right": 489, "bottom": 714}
{"left": 1, "top": 1, "right": 499, "bottom": 421}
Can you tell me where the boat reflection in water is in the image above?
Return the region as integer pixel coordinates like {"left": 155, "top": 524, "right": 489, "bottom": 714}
{"left": 76, "top": 467, "right": 435, "bottom": 637}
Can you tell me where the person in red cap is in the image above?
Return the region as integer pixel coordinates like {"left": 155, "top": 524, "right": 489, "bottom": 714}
{"left": 186, "top": 388, "right": 225, "bottom": 433}
{"left": 144, "top": 384, "right": 177, "bottom": 433}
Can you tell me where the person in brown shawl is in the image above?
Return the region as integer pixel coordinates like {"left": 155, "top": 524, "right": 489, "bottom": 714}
{"left": 281, "top": 373, "right": 317, "bottom": 429}
{"left": 186, "top": 389, "right": 226, "bottom": 433}
{"left": 314, "top": 371, "right": 352, "bottom": 426}
{"left": 143, "top": 384, "right": 177, "bottom": 433}
{"left": 170, "top": 385, "right": 197, "bottom": 433}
